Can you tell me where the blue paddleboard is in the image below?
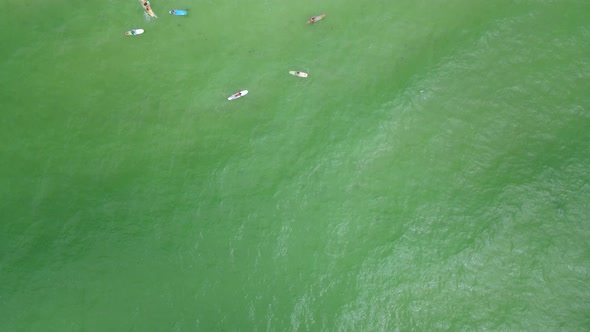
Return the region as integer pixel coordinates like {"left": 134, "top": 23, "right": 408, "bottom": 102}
{"left": 169, "top": 9, "right": 187, "bottom": 16}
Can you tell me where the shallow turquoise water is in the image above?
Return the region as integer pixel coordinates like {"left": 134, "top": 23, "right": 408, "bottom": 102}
{"left": 1, "top": 0, "right": 589, "bottom": 330}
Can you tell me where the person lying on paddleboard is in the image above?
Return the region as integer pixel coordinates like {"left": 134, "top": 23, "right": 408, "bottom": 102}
{"left": 289, "top": 70, "right": 308, "bottom": 77}
{"left": 143, "top": 1, "right": 151, "bottom": 11}
{"left": 307, "top": 13, "right": 326, "bottom": 24}
{"left": 140, "top": 0, "right": 157, "bottom": 17}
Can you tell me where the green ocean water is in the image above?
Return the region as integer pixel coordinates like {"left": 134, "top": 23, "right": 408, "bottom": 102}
{"left": 1, "top": 0, "right": 589, "bottom": 330}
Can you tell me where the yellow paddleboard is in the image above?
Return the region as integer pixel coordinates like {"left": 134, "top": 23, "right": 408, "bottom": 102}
{"left": 306, "top": 13, "right": 326, "bottom": 24}
{"left": 140, "top": 0, "right": 157, "bottom": 17}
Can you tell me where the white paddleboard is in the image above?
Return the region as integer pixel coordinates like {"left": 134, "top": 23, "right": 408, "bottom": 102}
{"left": 228, "top": 90, "right": 248, "bottom": 101}
{"left": 289, "top": 70, "right": 308, "bottom": 78}
{"left": 125, "top": 29, "right": 144, "bottom": 36}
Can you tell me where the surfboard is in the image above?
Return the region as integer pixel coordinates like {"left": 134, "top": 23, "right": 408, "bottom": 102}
{"left": 125, "top": 29, "right": 144, "bottom": 36}
{"left": 289, "top": 71, "right": 308, "bottom": 78}
{"left": 306, "top": 13, "right": 326, "bottom": 24}
{"left": 228, "top": 90, "right": 248, "bottom": 101}
{"left": 140, "top": 0, "right": 157, "bottom": 17}
{"left": 169, "top": 9, "right": 187, "bottom": 16}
